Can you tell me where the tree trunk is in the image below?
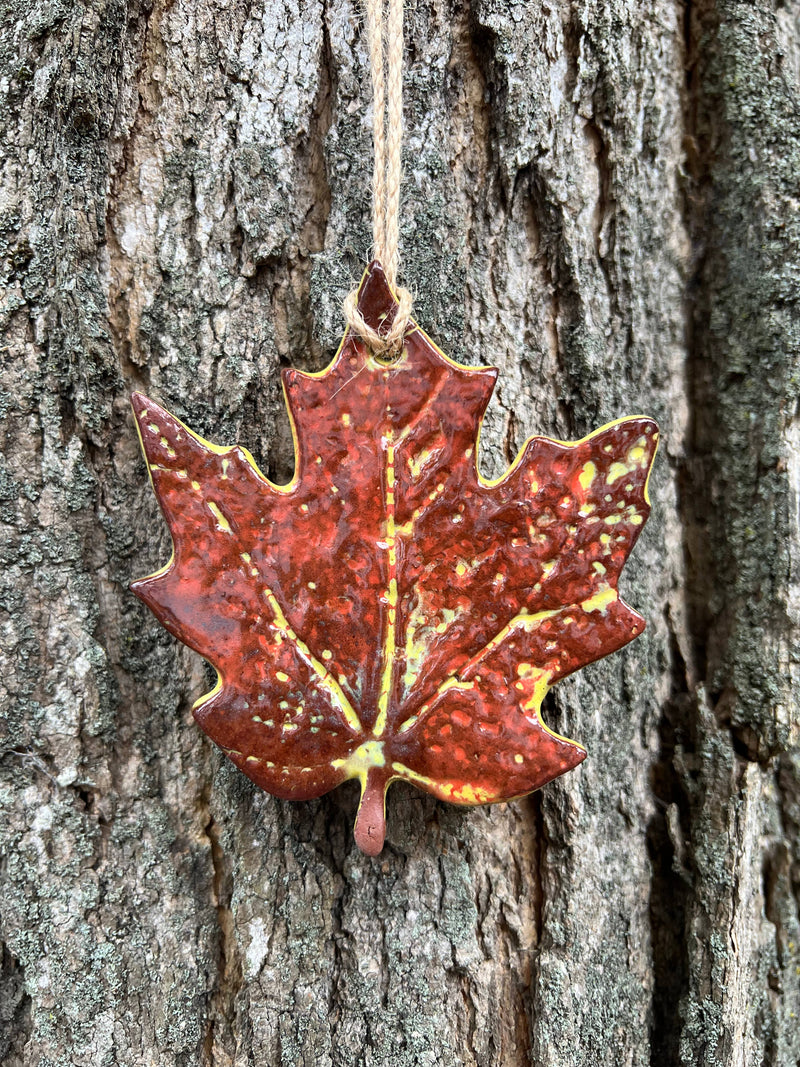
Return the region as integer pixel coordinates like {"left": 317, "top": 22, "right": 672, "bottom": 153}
{"left": 1, "top": 0, "right": 798, "bottom": 1064}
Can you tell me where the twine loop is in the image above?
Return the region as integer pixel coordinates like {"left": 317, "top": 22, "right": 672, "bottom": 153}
{"left": 342, "top": 284, "right": 412, "bottom": 358}
{"left": 343, "top": 0, "right": 411, "bottom": 356}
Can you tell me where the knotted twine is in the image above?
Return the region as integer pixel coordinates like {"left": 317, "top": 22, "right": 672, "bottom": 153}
{"left": 342, "top": 0, "right": 413, "bottom": 356}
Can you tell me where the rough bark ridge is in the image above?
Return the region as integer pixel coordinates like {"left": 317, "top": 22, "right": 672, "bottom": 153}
{"left": 0, "top": 1, "right": 797, "bottom": 1065}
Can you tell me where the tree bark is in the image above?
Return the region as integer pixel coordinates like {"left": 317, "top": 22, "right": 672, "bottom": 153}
{"left": 1, "top": 0, "right": 798, "bottom": 1064}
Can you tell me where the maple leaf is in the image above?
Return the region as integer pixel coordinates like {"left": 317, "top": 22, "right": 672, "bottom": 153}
{"left": 131, "top": 262, "right": 658, "bottom": 855}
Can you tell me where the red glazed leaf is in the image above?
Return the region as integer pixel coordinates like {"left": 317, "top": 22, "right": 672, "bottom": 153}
{"left": 131, "top": 263, "right": 658, "bottom": 855}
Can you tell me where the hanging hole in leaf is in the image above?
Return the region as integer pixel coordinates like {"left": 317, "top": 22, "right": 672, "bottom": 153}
{"left": 373, "top": 348, "right": 402, "bottom": 366}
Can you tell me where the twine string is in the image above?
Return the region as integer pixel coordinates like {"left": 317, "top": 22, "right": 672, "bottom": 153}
{"left": 383, "top": 0, "right": 403, "bottom": 288}
{"left": 343, "top": 0, "right": 412, "bottom": 356}
{"left": 365, "top": 0, "right": 386, "bottom": 267}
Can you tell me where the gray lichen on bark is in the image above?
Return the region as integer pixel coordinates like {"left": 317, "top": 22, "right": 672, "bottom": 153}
{"left": 0, "top": 0, "right": 798, "bottom": 1064}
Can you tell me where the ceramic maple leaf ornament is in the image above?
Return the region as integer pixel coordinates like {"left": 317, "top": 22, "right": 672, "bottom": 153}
{"left": 131, "top": 262, "right": 658, "bottom": 855}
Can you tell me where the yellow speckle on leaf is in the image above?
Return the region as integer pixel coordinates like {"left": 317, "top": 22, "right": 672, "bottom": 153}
{"left": 606, "top": 462, "right": 629, "bottom": 484}
{"left": 208, "top": 501, "right": 232, "bottom": 534}
{"left": 579, "top": 462, "right": 596, "bottom": 490}
{"left": 582, "top": 588, "right": 617, "bottom": 614}
{"left": 437, "top": 677, "right": 474, "bottom": 696}
{"left": 409, "top": 447, "right": 435, "bottom": 480}
{"left": 454, "top": 783, "right": 492, "bottom": 804}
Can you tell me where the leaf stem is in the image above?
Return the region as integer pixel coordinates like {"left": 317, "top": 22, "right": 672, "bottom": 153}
{"left": 354, "top": 769, "right": 389, "bottom": 855}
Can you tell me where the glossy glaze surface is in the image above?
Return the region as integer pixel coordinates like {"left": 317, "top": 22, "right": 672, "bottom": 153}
{"left": 131, "top": 263, "right": 658, "bottom": 855}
